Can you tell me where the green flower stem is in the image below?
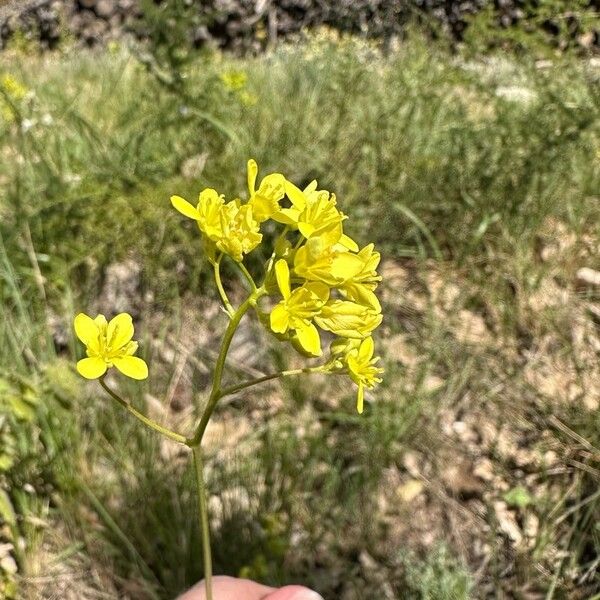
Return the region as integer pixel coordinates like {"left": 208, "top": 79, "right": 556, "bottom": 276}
{"left": 213, "top": 256, "right": 235, "bottom": 316}
{"left": 236, "top": 261, "right": 257, "bottom": 292}
{"left": 185, "top": 286, "right": 264, "bottom": 600}
{"left": 98, "top": 377, "right": 188, "bottom": 445}
{"left": 187, "top": 287, "right": 265, "bottom": 447}
{"left": 219, "top": 365, "right": 329, "bottom": 398}
{"left": 192, "top": 445, "right": 213, "bottom": 600}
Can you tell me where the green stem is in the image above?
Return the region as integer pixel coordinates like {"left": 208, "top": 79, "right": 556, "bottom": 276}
{"left": 99, "top": 378, "right": 188, "bottom": 445}
{"left": 213, "top": 256, "right": 235, "bottom": 316}
{"left": 236, "top": 261, "right": 257, "bottom": 292}
{"left": 187, "top": 287, "right": 265, "bottom": 447}
{"left": 192, "top": 446, "right": 213, "bottom": 600}
{"left": 219, "top": 366, "right": 328, "bottom": 398}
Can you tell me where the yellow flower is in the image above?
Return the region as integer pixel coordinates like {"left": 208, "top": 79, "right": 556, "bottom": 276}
{"left": 74, "top": 313, "right": 148, "bottom": 380}
{"left": 220, "top": 70, "right": 247, "bottom": 91}
{"left": 1, "top": 73, "right": 28, "bottom": 121}
{"left": 314, "top": 299, "right": 382, "bottom": 339}
{"left": 217, "top": 201, "right": 263, "bottom": 262}
{"left": 269, "top": 259, "right": 329, "bottom": 356}
{"left": 247, "top": 159, "right": 286, "bottom": 223}
{"left": 171, "top": 189, "right": 224, "bottom": 241}
{"left": 274, "top": 180, "right": 358, "bottom": 250}
{"left": 339, "top": 244, "right": 382, "bottom": 312}
{"left": 1, "top": 73, "right": 27, "bottom": 101}
{"left": 293, "top": 235, "right": 365, "bottom": 287}
{"left": 239, "top": 90, "right": 258, "bottom": 106}
{"left": 171, "top": 189, "right": 262, "bottom": 262}
{"left": 345, "top": 337, "right": 383, "bottom": 413}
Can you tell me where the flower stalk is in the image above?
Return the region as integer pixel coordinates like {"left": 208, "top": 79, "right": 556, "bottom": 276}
{"left": 73, "top": 158, "right": 385, "bottom": 600}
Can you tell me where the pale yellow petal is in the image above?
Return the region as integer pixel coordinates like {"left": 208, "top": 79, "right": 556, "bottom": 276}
{"left": 284, "top": 180, "right": 307, "bottom": 210}
{"left": 77, "top": 356, "right": 107, "bottom": 379}
{"left": 295, "top": 322, "right": 321, "bottom": 357}
{"left": 270, "top": 304, "right": 290, "bottom": 334}
{"left": 171, "top": 195, "right": 200, "bottom": 220}
{"left": 247, "top": 159, "right": 258, "bottom": 194}
{"left": 359, "top": 337, "right": 375, "bottom": 362}
{"left": 275, "top": 259, "right": 291, "bottom": 299}
{"left": 112, "top": 356, "right": 148, "bottom": 380}
{"left": 298, "top": 222, "right": 316, "bottom": 239}
{"left": 107, "top": 313, "right": 134, "bottom": 351}
{"left": 272, "top": 207, "right": 301, "bottom": 226}
{"left": 339, "top": 233, "right": 359, "bottom": 252}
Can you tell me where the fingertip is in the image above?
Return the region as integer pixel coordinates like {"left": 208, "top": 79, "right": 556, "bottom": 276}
{"left": 264, "top": 585, "right": 324, "bottom": 600}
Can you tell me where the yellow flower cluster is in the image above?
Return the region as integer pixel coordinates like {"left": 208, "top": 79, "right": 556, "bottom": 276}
{"left": 219, "top": 69, "right": 258, "bottom": 106}
{"left": 0, "top": 73, "right": 28, "bottom": 121}
{"left": 172, "top": 160, "right": 384, "bottom": 412}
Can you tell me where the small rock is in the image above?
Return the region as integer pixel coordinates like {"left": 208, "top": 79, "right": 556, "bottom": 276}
{"left": 96, "top": 0, "right": 116, "bottom": 18}
{"left": 181, "top": 152, "right": 209, "bottom": 180}
{"left": 422, "top": 374, "right": 444, "bottom": 393}
{"left": 576, "top": 267, "right": 600, "bottom": 288}
{"left": 452, "top": 420, "right": 478, "bottom": 444}
{"left": 441, "top": 461, "right": 485, "bottom": 498}
{"left": 402, "top": 451, "right": 422, "bottom": 478}
{"left": 578, "top": 31, "right": 595, "bottom": 48}
{"left": 543, "top": 450, "right": 559, "bottom": 467}
{"left": 473, "top": 458, "right": 494, "bottom": 482}
{"left": 454, "top": 309, "right": 490, "bottom": 345}
{"left": 523, "top": 513, "right": 539, "bottom": 542}
{"left": 0, "top": 555, "right": 17, "bottom": 575}
{"left": 493, "top": 500, "right": 522, "bottom": 544}
{"left": 396, "top": 479, "right": 424, "bottom": 503}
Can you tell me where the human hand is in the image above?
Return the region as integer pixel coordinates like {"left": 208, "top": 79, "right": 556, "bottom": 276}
{"left": 178, "top": 576, "right": 323, "bottom": 600}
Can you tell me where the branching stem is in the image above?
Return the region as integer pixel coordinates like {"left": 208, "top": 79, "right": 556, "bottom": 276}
{"left": 98, "top": 377, "right": 187, "bottom": 445}
{"left": 213, "top": 256, "right": 235, "bottom": 316}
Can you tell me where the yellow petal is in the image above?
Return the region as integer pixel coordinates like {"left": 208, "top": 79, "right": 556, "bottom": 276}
{"left": 295, "top": 322, "right": 321, "bottom": 357}
{"left": 270, "top": 304, "right": 290, "bottom": 334}
{"left": 171, "top": 195, "right": 200, "bottom": 220}
{"left": 284, "top": 180, "right": 307, "bottom": 210}
{"left": 272, "top": 207, "right": 301, "bottom": 226}
{"left": 275, "top": 259, "right": 291, "bottom": 299}
{"left": 247, "top": 159, "right": 258, "bottom": 194}
{"left": 344, "top": 283, "right": 382, "bottom": 313}
{"left": 107, "top": 313, "right": 134, "bottom": 351}
{"left": 77, "top": 356, "right": 107, "bottom": 379}
{"left": 339, "top": 233, "right": 359, "bottom": 252}
{"left": 298, "top": 222, "right": 316, "bottom": 239}
{"left": 112, "top": 356, "right": 148, "bottom": 380}
{"left": 357, "top": 383, "right": 364, "bottom": 414}
{"left": 359, "top": 337, "right": 374, "bottom": 362}
{"left": 73, "top": 313, "right": 100, "bottom": 351}
{"left": 330, "top": 253, "right": 365, "bottom": 282}
{"left": 303, "top": 180, "right": 318, "bottom": 194}
{"left": 305, "top": 282, "right": 330, "bottom": 303}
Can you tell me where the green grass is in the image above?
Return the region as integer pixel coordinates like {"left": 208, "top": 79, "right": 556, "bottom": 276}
{"left": 1, "top": 32, "right": 599, "bottom": 599}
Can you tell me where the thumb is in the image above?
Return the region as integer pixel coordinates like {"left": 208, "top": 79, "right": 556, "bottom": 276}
{"left": 263, "top": 585, "right": 324, "bottom": 600}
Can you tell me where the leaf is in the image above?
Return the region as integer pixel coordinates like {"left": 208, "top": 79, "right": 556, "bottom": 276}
{"left": 0, "top": 490, "right": 16, "bottom": 528}
{"left": 7, "top": 396, "right": 36, "bottom": 421}
{"left": 0, "top": 455, "right": 14, "bottom": 472}
{"left": 503, "top": 486, "right": 534, "bottom": 509}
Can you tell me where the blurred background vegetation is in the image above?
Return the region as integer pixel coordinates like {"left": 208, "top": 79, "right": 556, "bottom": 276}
{"left": 0, "top": 1, "right": 599, "bottom": 598}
